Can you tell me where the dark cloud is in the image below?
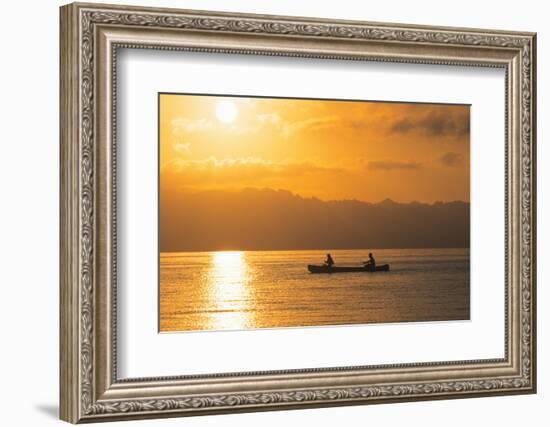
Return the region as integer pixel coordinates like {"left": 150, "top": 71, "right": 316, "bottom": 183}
{"left": 367, "top": 160, "right": 422, "bottom": 171}
{"left": 390, "top": 108, "right": 470, "bottom": 138}
{"left": 390, "top": 118, "right": 415, "bottom": 133}
{"left": 439, "top": 152, "right": 462, "bottom": 167}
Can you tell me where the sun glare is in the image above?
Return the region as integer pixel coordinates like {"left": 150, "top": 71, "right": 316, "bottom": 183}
{"left": 215, "top": 100, "right": 238, "bottom": 123}
{"left": 206, "top": 251, "right": 254, "bottom": 330}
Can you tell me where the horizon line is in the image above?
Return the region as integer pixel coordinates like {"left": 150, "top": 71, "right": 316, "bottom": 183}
{"left": 160, "top": 247, "right": 470, "bottom": 255}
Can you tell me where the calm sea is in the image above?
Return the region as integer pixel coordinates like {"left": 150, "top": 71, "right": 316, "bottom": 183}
{"left": 159, "top": 248, "right": 469, "bottom": 332}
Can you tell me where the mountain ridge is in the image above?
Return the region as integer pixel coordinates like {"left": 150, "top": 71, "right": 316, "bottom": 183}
{"left": 160, "top": 187, "right": 470, "bottom": 252}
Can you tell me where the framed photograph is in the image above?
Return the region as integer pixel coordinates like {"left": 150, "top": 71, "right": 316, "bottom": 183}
{"left": 60, "top": 2, "right": 536, "bottom": 423}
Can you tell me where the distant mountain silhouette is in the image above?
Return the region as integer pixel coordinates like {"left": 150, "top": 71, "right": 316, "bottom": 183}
{"left": 160, "top": 188, "right": 469, "bottom": 252}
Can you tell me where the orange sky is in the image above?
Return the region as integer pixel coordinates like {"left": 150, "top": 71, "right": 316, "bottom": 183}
{"left": 160, "top": 94, "right": 470, "bottom": 203}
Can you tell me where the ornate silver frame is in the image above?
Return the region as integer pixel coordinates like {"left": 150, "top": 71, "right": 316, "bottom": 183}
{"left": 60, "top": 2, "right": 536, "bottom": 423}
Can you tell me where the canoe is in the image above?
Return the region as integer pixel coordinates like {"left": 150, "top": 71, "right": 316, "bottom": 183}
{"left": 307, "top": 264, "right": 390, "bottom": 274}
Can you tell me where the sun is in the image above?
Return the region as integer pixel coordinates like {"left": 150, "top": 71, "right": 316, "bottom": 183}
{"left": 215, "top": 100, "right": 238, "bottom": 124}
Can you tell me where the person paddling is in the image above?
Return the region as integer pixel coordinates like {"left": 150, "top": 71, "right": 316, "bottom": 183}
{"left": 364, "top": 252, "right": 376, "bottom": 271}
{"left": 324, "top": 253, "right": 335, "bottom": 268}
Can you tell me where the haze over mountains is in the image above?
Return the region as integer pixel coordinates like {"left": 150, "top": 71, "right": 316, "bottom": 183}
{"left": 160, "top": 188, "right": 469, "bottom": 252}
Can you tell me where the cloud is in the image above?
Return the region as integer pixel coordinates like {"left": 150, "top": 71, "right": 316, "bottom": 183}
{"left": 390, "top": 108, "right": 470, "bottom": 138}
{"left": 367, "top": 160, "right": 422, "bottom": 171}
{"left": 171, "top": 112, "right": 344, "bottom": 140}
{"left": 283, "top": 116, "right": 341, "bottom": 136}
{"left": 163, "top": 157, "right": 344, "bottom": 189}
{"left": 172, "top": 118, "right": 213, "bottom": 135}
{"left": 390, "top": 119, "right": 415, "bottom": 133}
{"left": 172, "top": 116, "right": 260, "bottom": 137}
{"left": 257, "top": 113, "right": 281, "bottom": 125}
{"left": 439, "top": 152, "right": 462, "bottom": 167}
{"left": 254, "top": 114, "right": 344, "bottom": 137}
{"left": 171, "top": 100, "right": 356, "bottom": 142}
{"left": 174, "top": 142, "right": 191, "bottom": 154}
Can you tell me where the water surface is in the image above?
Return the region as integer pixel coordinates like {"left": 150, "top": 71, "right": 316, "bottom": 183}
{"left": 160, "top": 248, "right": 469, "bottom": 332}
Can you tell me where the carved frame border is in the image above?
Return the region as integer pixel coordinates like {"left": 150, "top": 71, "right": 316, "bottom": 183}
{"left": 60, "top": 2, "right": 536, "bottom": 423}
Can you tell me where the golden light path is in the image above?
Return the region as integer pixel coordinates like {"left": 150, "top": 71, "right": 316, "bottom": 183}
{"left": 205, "top": 251, "right": 255, "bottom": 330}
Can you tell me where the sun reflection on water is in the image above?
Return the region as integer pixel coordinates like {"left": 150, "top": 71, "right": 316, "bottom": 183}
{"left": 206, "top": 251, "right": 255, "bottom": 330}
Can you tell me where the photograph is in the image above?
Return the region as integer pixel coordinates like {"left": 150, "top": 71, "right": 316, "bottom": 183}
{"left": 159, "top": 93, "right": 471, "bottom": 332}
